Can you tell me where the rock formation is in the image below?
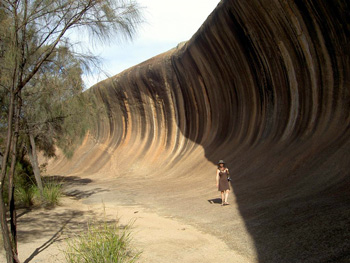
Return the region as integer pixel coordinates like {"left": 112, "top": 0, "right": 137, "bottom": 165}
{"left": 49, "top": 0, "right": 350, "bottom": 262}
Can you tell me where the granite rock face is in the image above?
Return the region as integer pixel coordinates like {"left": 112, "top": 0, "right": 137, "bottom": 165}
{"left": 53, "top": 0, "right": 350, "bottom": 262}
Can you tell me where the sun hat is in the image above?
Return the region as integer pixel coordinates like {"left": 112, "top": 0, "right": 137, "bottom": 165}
{"left": 218, "top": 160, "right": 225, "bottom": 164}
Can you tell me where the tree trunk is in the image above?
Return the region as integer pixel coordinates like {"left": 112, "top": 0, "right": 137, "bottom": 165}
{"left": 0, "top": 152, "right": 3, "bottom": 171}
{"left": 8, "top": 93, "right": 22, "bottom": 259}
{"left": 28, "top": 132, "right": 44, "bottom": 199}
{"left": 0, "top": 91, "right": 15, "bottom": 262}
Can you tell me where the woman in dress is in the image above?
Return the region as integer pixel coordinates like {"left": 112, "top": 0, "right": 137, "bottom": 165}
{"left": 216, "top": 160, "right": 230, "bottom": 206}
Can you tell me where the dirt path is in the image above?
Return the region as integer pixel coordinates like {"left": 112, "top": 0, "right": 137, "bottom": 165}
{"left": 1, "top": 174, "right": 254, "bottom": 263}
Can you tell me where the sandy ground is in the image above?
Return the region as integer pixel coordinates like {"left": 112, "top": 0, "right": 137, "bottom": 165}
{"left": 0, "top": 175, "right": 253, "bottom": 263}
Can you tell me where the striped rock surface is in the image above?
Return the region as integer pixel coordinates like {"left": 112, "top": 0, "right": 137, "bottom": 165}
{"left": 48, "top": 1, "right": 350, "bottom": 262}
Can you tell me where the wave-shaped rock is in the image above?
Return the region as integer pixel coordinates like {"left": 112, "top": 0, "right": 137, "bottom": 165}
{"left": 49, "top": 0, "right": 350, "bottom": 262}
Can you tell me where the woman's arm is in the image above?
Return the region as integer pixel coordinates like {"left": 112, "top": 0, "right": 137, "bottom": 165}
{"left": 226, "top": 168, "right": 231, "bottom": 181}
{"left": 216, "top": 169, "right": 219, "bottom": 187}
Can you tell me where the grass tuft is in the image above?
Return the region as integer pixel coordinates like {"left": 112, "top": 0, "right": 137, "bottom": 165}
{"left": 15, "top": 185, "right": 34, "bottom": 207}
{"left": 14, "top": 177, "right": 62, "bottom": 208}
{"left": 64, "top": 217, "right": 140, "bottom": 263}
{"left": 41, "top": 179, "right": 62, "bottom": 207}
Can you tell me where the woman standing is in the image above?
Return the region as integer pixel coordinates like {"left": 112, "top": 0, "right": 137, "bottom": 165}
{"left": 216, "top": 160, "right": 230, "bottom": 206}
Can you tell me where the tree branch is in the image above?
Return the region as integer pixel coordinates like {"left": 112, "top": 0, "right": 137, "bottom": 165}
{"left": 17, "top": 1, "right": 95, "bottom": 93}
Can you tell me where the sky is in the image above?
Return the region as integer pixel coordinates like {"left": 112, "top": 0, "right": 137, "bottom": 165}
{"left": 81, "top": 0, "right": 221, "bottom": 88}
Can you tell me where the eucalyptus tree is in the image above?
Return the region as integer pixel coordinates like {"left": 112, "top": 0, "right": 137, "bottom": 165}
{"left": 0, "top": 1, "right": 143, "bottom": 262}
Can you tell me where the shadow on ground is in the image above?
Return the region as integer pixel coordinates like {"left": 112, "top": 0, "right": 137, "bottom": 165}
{"left": 16, "top": 199, "right": 120, "bottom": 263}
{"left": 50, "top": 175, "right": 93, "bottom": 186}
{"left": 49, "top": 175, "right": 110, "bottom": 200}
{"left": 207, "top": 198, "right": 222, "bottom": 204}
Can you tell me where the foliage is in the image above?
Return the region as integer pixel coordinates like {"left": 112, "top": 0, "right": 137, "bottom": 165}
{"left": 1, "top": 159, "right": 62, "bottom": 208}
{"left": 22, "top": 46, "right": 87, "bottom": 160}
{"left": 56, "top": 92, "right": 104, "bottom": 158}
{"left": 0, "top": 0, "right": 143, "bottom": 159}
{"left": 15, "top": 177, "right": 62, "bottom": 208}
{"left": 36, "top": 178, "right": 62, "bottom": 207}
{"left": 2, "top": 160, "right": 34, "bottom": 206}
{"left": 64, "top": 218, "right": 140, "bottom": 263}
{"left": 14, "top": 185, "right": 35, "bottom": 207}
{"left": 6, "top": 172, "right": 63, "bottom": 208}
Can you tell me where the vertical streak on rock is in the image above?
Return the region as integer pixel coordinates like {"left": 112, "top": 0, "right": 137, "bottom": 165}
{"left": 278, "top": 41, "right": 299, "bottom": 141}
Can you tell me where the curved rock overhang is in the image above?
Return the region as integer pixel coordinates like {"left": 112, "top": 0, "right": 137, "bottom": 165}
{"left": 50, "top": 0, "right": 350, "bottom": 262}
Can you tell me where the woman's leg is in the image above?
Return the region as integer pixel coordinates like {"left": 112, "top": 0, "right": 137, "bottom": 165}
{"left": 221, "top": 191, "right": 225, "bottom": 205}
{"left": 224, "top": 190, "right": 230, "bottom": 204}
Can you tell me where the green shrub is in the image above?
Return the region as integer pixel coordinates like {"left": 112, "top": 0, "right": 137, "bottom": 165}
{"left": 3, "top": 160, "right": 34, "bottom": 206}
{"left": 12, "top": 176, "right": 63, "bottom": 208}
{"left": 64, "top": 218, "right": 140, "bottom": 263}
{"left": 2, "top": 159, "right": 62, "bottom": 208}
{"left": 32, "top": 178, "right": 62, "bottom": 207}
{"left": 15, "top": 185, "right": 35, "bottom": 207}
{"left": 42, "top": 179, "right": 62, "bottom": 207}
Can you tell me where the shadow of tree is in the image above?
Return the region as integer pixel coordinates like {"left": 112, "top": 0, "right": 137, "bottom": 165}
{"left": 49, "top": 175, "right": 93, "bottom": 186}
{"left": 64, "top": 188, "right": 110, "bottom": 200}
{"left": 10, "top": 174, "right": 113, "bottom": 262}
{"left": 22, "top": 211, "right": 76, "bottom": 263}
{"left": 17, "top": 202, "right": 121, "bottom": 263}
{"left": 47, "top": 174, "right": 110, "bottom": 200}
{"left": 17, "top": 209, "right": 86, "bottom": 245}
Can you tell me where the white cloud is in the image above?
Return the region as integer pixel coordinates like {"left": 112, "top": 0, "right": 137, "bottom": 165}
{"left": 82, "top": 0, "right": 221, "bottom": 88}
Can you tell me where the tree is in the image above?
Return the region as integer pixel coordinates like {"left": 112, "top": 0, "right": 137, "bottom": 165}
{"left": 22, "top": 46, "right": 85, "bottom": 199}
{"left": 0, "top": 1, "right": 143, "bottom": 262}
